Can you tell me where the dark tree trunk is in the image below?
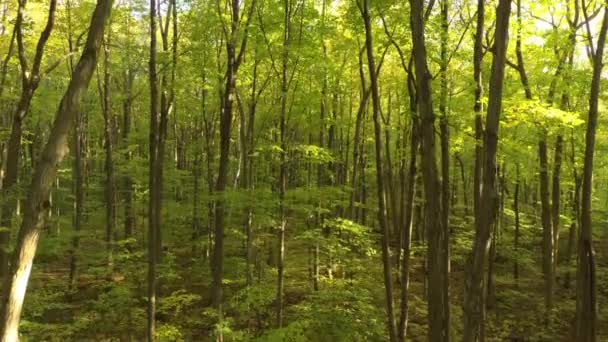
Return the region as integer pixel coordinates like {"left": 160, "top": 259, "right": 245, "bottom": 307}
{"left": 276, "top": 0, "right": 290, "bottom": 328}
{"left": 409, "top": 0, "right": 450, "bottom": 339}
{"left": 577, "top": 5, "right": 608, "bottom": 341}
{"left": 463, "top": 0, "right": 511, "bottom": 340}
{"left": 147, "top": 0, "right": 160, "bottom": 338}
{"left": 539, "top": 139, "right": 554, "bottom": 317}
{"left": 551, "top": 135, "right": 563, "bottom": 274}
{"left": 514, "top": 164, "right": 520, "bottom": 283}
{"left": 360, "top": 0, "right": 396, "bottom": 340}
{"left": 472, "top": 0, "right": 485, "bottom": 227}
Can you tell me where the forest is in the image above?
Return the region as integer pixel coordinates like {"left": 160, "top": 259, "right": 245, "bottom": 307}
{"left": 0, "top": 0, "right": 607, "bottom": 340}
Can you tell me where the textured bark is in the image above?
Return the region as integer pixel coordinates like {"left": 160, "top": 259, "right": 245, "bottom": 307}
{"left": 463, "top": 0, "right": 511, "bottom": 340}
{"left": 0, "top": 2, "right": 112, "bottom": 340}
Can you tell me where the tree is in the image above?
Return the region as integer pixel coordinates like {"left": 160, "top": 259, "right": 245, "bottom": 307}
{"left": 577, "top": 2, "right": 608, "bottom": 340}
{"left": 359, "top": 0, "right": 396, "bottom": 340}
{"left": 0, "top": 0, "right": 58, "bottom": 279}
{"left": 210, "top": 0, "right": 256, "bottom": 322}
{"left": 0, "top": 0, "right": 113, "bottom": 339}
{"left": 408, "top": 0, "right": 449, "bottom": 339}
{"left": 463, "top": 0, "right": 511, "bottom": 340}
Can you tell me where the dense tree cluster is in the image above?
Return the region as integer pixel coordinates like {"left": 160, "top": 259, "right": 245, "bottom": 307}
{"left": 0, "top": 0, "right": 607, "bottom": 340}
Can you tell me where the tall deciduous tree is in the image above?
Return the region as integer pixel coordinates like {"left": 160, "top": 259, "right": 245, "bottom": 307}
{"left": 409, "top": 0, "right": 450, "bottom": 339}
{"left": 0, "top": 0, "right": 58, "bottom": 279}
{"left": 577, "top": 2, "right": 608, "bottom": 340}
{"left": 359, "top": 0, "right": 396, "bottom": 340}
{"left": 211, "top": 0, "right": 256, "bottom": 323}
{"left": 0, "top": 1, "right": 113, "bottom": 339}
{"left": 463, "top": 0, "right": 511, "bottom": 340}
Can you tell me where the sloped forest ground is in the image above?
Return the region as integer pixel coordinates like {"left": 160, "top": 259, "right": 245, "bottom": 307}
{"left": 15, "top": 189, "right": 608, "bottom": 341}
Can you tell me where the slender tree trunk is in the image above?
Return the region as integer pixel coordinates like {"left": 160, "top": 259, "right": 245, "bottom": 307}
{"left": 539, "top": 139, "right": 554, "bottom": 318}
{"left": 514, "top": 164, "right": 520, "bottom": 283}
{"left": 565, "top": 131, "right": 580, "bottom": 289}
{"left": 439, "top": 0, "right": 451, "bottom": 329}
{"left": 463, "top": 0, "right": 511, "bottom": 340}
{"left": 122, "top": 69, "right": 135, "bottom": 239}
{"left": 360, "top": 0, "right": 396, "bottom": 340}
{"left": 551, "top": 135, "right": 563, "bottom": 274}
{"left": 408, "top": 0, "right": 450, "bottom": 339}
{"left": 576, "top": 4, "right": 608, "bottom": 341}
{"left": 276, "top": 0, "right": 291, "bottom": 328}
{"left": 398, "top": 112, "right": 418, "bottom": 342}
{"left": 99, "top": 31, "right": 116, "bottom": 269}
{"left": 472, "top": 0, "right": 485, "bottom": 227}
{"left": 69, "top": 110, "right": 85, "bottom": 292}
{"left": 0, "top": 2, "right": 112, "bottom": 339}
{"left": 211, "top": 1, "right": 255, "bottom": 332}
{"left": 455, "top": 155, "right": 468, "bottom": 216}
{"left": 147, "top": 0, "right": 160, "bottom": 339}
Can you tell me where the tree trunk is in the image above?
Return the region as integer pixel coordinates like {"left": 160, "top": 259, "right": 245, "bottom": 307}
{"left": 514, "top": 164, "right": 520, "bottom": 283}
{"left": 576, "top": 5, "right": 608, "bottom": 341}
{"left": 398, "top": 113, "right": 418, "bottom": 342}
{"left": 472, "top": 0, "right": 485, "bottom": 226}
{"left": 439, "top": 0, "right": 451, "bottom": 329}
{"left": 99, "top": 31, "right": 116, "bottom": 269}
{"left": 463, "top": 0, "right": 511, "bottom": 340}
{"left": 551, "top": 135, "right": 563, "bottom": 275}
{"left": 147, "top": 0, "right": 160, "bottom": 339}
{"left": 276, "top": 0, "right": 291, "bottom": 328}
{"left": 408, "top": 0, "right": 449, "bottom": 339}
{"left": 69, "top": 110, "right": 85, "bottom": 292}
{"left": 360, "top": 0, "right": 396, "bottom": 340}
{"left": 539, "top": 139, "right": 554, "bottom": 318}
{"left": 0, "top": 1, "right": 112, "bottom": 339}
{"left": 211, "top": 0, "right": 255, "bottom": 328}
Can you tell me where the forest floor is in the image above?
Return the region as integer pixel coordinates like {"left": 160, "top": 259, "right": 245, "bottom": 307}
{"left": 14, "top": 208, "right": 608, "bottom": 341}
